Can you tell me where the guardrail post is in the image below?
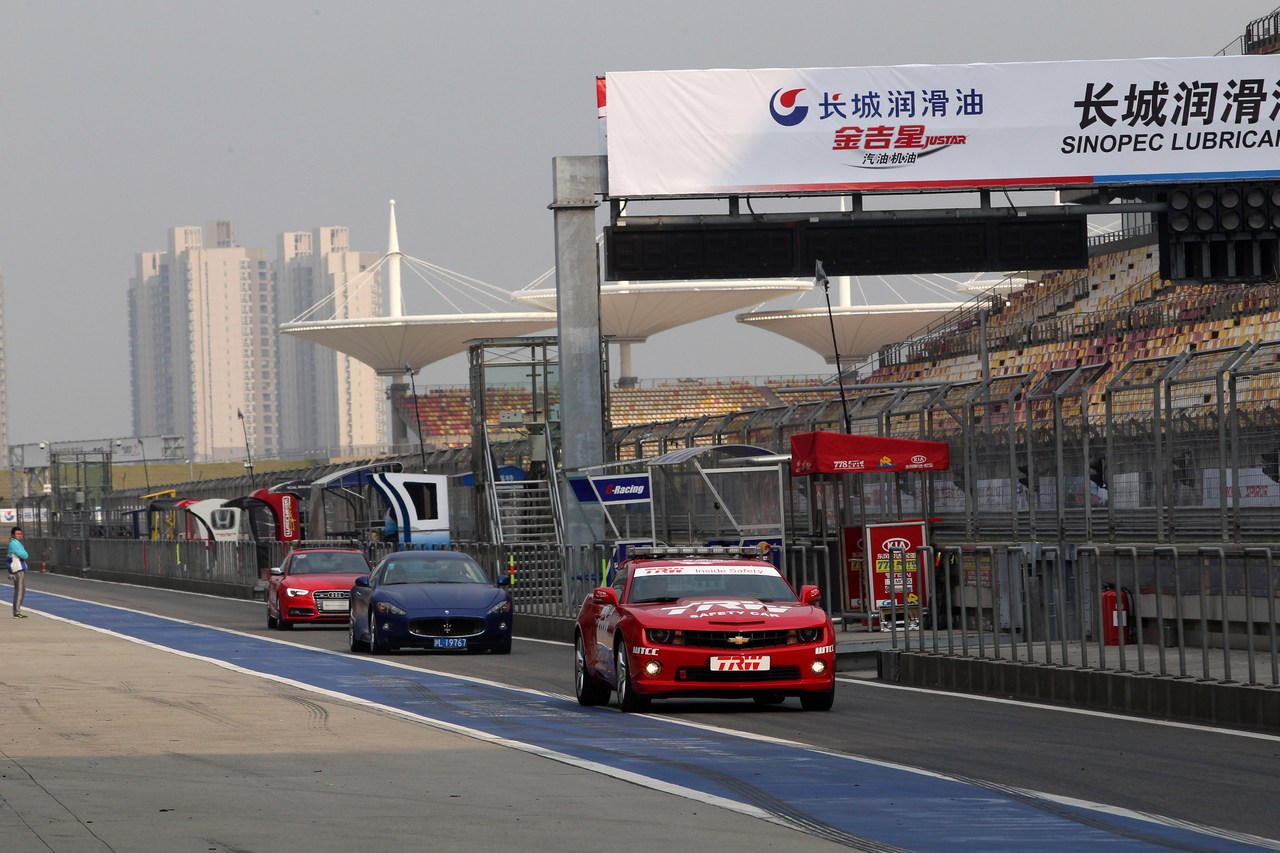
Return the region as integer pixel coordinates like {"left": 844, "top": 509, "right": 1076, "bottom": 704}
{"left": 1199, "top": 546, "right": 1231, "bottom": 683}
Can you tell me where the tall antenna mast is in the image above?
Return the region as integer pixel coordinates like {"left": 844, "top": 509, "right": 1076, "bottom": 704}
{"left": 387, "top": 199, "right": 403, "bottom": 318}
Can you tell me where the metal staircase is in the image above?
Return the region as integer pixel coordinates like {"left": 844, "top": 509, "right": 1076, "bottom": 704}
{"left": 492, "top": 479, "right": 559, "bottom": 544}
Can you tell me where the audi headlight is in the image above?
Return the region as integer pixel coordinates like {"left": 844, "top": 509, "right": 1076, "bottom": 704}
{"left": 797, "top": 626, "right": 822, "bottom": 644}
{"left": 374, "top": 601, "right": 406, "bottom": 616}
{"left": 488, "top": 599, "right": 511, "bottom": 615}
{"left": 285, "top": 587, "right": 309, "bottom": 598}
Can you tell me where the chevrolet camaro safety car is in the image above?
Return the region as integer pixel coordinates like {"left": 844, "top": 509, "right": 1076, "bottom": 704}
{"left": 574, "top": 546, "right": 836, "bottom": 712}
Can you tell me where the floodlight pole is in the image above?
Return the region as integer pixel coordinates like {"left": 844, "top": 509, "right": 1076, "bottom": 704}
{"left": 405, "top": 363, "right": 428, "bottom": 473}
{"left": 237, "top": 409, "right": 254, "bottom": 484}
{"left": 138, "top": 438, "right": 150, "bottom": 491}
{"left": 817, "top": 261, "right": 853, "bottom": 433}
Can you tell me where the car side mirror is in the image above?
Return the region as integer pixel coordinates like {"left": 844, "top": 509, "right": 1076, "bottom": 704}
{"left": 800, "top": 585, "right": 822, "bottom": 605}
{"left": 593, "top": 587, "right": 619, "bottom": 607}
{"left": 497, "top": 574, "right": 511, "bottom": 587}
{"left": 269, "top": 566, "right": 283, "bottom": 577}
{"left": 353, "top": 576, "right": 370, "bottom": 588}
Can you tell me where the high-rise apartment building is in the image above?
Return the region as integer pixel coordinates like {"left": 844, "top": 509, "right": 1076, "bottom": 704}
{"left": 130, "top": 220, "right": 385, "bottom": 462}
{"left": 129, "top": 221, "right": 274, "bottom": 461}
{"left": 275, "top": 226, "right": 384, "bottom": 457}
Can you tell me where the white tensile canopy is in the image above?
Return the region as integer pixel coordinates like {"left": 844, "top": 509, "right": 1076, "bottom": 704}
{"left": 279, "top": 313, "right": 559, "bottom": 376}
{"left": 736, "top": 303, "right": 966, "bottom": 364}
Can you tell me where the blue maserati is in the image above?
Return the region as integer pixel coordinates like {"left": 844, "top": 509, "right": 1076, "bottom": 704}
{"left": 349, "top": 550, "right": 513, "bottom": 654}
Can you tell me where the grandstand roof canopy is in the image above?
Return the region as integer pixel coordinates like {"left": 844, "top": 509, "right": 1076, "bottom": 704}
{"left": 279, "top": 313, "right": 558, "bottom": 376}
{"left": 513, "top": 278, "right": 814, "bottom": 342}
{"left": 736, "top": 303, "right": 965, "bottom": 363}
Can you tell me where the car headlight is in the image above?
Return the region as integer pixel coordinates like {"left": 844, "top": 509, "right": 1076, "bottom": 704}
{"left": 797, "top": 626, "right": 823, "bottom": 644}
{"left": 374, "top": 601, "right": 406, "bottom": 616}
{"left": 647, "top": 628, "right": 677, "bottom": 644}
{"left": 285, "top": 587, "right": 310, "bottom": 598}
{"left": 488, "top": 598, "right": 511, "bottom": 615}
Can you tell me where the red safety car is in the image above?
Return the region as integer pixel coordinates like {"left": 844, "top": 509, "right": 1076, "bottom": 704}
{"left": 267, "top": 547, "right": 373, "bottom": 630}
{"left": 574, "top": 546, "right": 836, "bottom": 712}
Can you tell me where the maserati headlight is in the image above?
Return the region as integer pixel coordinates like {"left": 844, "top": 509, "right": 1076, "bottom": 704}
{"left": 488, "top": 598, "right": 511, "bottom": 615}
{"left": 374, "top": 601, "right": 406, "bottom": 616}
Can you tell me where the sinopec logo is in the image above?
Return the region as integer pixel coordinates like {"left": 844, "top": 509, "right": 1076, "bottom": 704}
{"left": 769, "top": 87, "right": 808, "bottom": 126}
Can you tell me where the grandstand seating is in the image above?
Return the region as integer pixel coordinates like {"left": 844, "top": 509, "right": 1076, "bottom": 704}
{"left": 396, "top": 379, "right": 776, "bottom": 444}
{"left": 865, "top": 241, "right": 1280, "bottom": 418}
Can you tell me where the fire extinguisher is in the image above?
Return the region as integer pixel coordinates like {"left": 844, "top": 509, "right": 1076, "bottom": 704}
{"left": 1101, "top": 583, "right": 1134, "bottom": 645}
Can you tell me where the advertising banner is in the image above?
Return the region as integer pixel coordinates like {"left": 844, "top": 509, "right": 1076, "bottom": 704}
{"left": 864, "top": 521, "right": 928, "bottom": 627}
{"left": 604, "top": 56, "right": 1280, "bottom": 197}
{"left": 790, "top": 431, "right": 950, "bottom": 476}
{"left": 589, "top": 473, "right": 653, "bottom": 505}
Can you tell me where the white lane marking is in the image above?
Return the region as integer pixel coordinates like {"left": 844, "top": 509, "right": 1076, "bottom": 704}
{"left": 26, "top": 590, "right": 1280, "bottom": 849}
{"left": 839, "top": 676, "right": 1280, "bottom": 743}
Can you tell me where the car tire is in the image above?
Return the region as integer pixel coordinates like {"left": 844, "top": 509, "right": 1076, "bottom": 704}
{"left": 574, "top": 634, "right": 610, "bottom": 706}
{"left": 348, "top": 618, "right": 366, "bottom": 653}
{"left": 615, "top": 641, "right": 650, "bottom": 713}
{"left": 800, "top": 686, "right": 835, "bottom": 712}
{"left": 369, "top": 616, "right": 391, "bottom": 654}
{"left": 276, "top": 612, "right": 293, "bottom": 631}
{"left": 494, "top": 636, "right": 512, "bottom": 655}
{"left": 266, "top": 606, "right": 277, "bottom": 630}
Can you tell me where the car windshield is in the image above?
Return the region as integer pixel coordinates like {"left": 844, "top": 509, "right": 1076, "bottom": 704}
{"left": 290, "top": 552, "right": 369, "bottom": 574}
{"left": 379, "top": 557, "right": 488, "bottom": 585}
{"left": 627, "top": 566, "right": 798, "bottom": 604}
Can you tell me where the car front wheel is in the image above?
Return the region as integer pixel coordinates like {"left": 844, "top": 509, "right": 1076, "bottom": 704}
{"left": 800, "top": 686, "right": 835, "bottom": 711}
{"left": 615, "top": 642, "right": 650, "bottom": 713}
{"left": 348, "top": 617, "right": 366, "bottom": 653}
{"left": 574, "top": 634, "right": 610, "bottom": 706}
{"left": 266, "top": 605, "right": 277, "bottom": 630}
{"left": 369, "top": 615, "right": 391, "bottom": 654}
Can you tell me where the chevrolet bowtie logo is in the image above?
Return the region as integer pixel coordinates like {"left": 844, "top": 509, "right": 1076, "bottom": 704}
{"left": 727, "top": 635, "right": 750, "bottom": 646}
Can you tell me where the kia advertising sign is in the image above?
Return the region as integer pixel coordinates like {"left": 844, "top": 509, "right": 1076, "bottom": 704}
{"left": 590, "top": 474, "right": 652, "bottom": 505}
{"left": 604, "top": 56, "right": 1280, "bottom": 197}
{"left": 865, "top": 521, "right": 929, "bottom": 628}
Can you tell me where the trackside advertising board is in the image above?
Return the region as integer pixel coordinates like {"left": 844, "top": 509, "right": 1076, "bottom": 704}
{"left": 865, "top": 522, "right": 928, "bottom": 625}
{"left": 589, "top": 473, "right": 652, "bottom": 505}
{"left": 603, "top": 56, "right": 1280, "bottom": 197}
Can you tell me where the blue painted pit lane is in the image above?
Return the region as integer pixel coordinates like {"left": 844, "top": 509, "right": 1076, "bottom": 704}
{"left": 21, "top": 590, "right": 1279, "bottom": 852}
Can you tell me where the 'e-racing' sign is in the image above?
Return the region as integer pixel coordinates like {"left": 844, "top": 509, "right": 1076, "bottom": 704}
{"left": 590, "top": 474, "right": 652, "bottom": 505}
{"left": 604, "top": 56, "right": 1280, "bottom": 197}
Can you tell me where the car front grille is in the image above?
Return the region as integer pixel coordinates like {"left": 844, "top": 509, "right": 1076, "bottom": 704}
{"left": 677, "top": 666, "right": 802, "bottom": 683}
{"left": 679, "top": 630, "right": 793, "bottom": 650}
{"left": 313, "top": 591, "right": 349, "bottom": 601}
{"left": 410, "top": 617, "right": 486, "bottom": 638}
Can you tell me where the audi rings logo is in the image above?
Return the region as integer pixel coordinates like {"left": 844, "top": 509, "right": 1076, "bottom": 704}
{"left": 770, "top": 87, "right": 809, "bottom": 126}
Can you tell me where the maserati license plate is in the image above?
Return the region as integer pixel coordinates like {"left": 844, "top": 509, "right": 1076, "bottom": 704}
{"left": 434, "top": 638, "right": 467, "bottom": 649}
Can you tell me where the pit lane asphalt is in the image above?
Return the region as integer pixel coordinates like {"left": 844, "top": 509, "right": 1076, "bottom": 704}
{"left": 5, "top": 574, "right": 1280, "bottom": 852}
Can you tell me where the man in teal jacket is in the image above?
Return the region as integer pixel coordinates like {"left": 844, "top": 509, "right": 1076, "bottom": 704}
{"left": 8, "top": 526, "right": 28, "bottom": 617}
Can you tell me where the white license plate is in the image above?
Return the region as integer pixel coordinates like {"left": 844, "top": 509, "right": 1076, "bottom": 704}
{"left": 709, "top": 655, "right": 771, "bottom": 672}
{"left": 434, "top": 638, "right": 468, "bottom": 649}
{"left": 318, "top": 600, "right": 348, "bottom": 613}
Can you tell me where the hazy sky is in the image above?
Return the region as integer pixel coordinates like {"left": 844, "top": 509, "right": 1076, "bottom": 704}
{"left": 1, "top": 1, "right": 1269, "bottom": 443}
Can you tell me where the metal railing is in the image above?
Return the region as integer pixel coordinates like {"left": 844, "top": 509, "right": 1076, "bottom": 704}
{"left": 881, "top": 543, "right": 1280, "bottom": 688}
